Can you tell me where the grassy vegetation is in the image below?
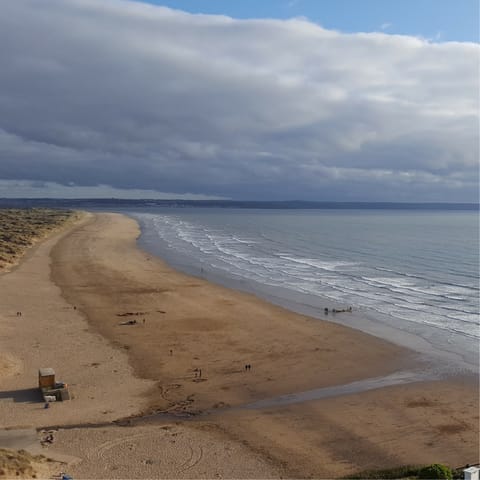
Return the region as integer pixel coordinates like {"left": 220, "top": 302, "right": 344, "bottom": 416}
{"left": 0, "top": 208, "right": 76, "bottom": 271}
{"left": 418, "top": 464, "right": 453, "bottom": 479}
{"left": 345, "top": 463, "right": 460, "bottom": 480}
{"left": 344, "top": 465, "right": 422, "bottom": 479}
{"left": 0, "top": 448, "right": 54, "bottom": 478}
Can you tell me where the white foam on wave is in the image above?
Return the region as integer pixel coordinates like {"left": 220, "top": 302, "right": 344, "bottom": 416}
{"left": 133, "top": 211, "right": 480, "bottom": 342}
{"left": 232, "top": 236, "right": 258, "bottom": 244}
{"left": 280, "top": 256, "right": 358, "bottom": 271}
{"left": 363, "top": 277, "right": 415, "bottom": 288}
{"left": 361, "top": 276, "right": 478, "bottom": 304}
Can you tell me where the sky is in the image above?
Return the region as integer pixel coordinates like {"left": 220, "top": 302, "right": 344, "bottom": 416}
{"left": 144, "top": 0, "right": 480, "bottom": 43}
{"left": 0, "top": 0, "right": 478, "bottom": 201}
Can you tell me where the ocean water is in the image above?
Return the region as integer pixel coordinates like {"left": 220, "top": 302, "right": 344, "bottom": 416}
{"left": 126, "top": 208, "right": 479, "bottom": 372}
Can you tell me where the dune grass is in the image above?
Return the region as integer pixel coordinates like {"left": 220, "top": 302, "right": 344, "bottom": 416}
{"left": 344, "top": 465, "right": 422, "bottom": 479}
{"left": 0, "top": 208, "right": 77, "bottom": 271}
{"left": 0, "top": 448, "right": 55, "bottom": 478}
{"left": 344, "top": 463, "right": 468, "bottom": 480}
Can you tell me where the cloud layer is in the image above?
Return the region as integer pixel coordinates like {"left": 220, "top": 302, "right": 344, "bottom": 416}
{"left": 0, "top": 0, "right": 478, "bottom": 200}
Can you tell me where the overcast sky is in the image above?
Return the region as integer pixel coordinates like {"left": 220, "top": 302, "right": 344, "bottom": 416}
{"left": 0, "top": 0, "right": 478, "bottom": 201}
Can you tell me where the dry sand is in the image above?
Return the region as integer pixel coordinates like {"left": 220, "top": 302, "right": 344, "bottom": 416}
{"left": 0, "top": 211, "right": 477, "bottom": 478}
{"left": 0, "top": 213, "right": 154, "bottom": 429}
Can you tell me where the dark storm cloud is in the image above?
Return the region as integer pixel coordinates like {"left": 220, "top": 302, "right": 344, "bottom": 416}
{"left": 0, "top": 0, "right": 478, "bottom": 200}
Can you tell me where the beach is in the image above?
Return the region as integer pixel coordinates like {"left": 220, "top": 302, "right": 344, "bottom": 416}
{"left": 0, "top": 212, "right": 478, "bottom": 478}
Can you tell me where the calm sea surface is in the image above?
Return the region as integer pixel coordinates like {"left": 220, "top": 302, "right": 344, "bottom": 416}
{"left": 124, "top": 208, "right": 479, "bottom": 371}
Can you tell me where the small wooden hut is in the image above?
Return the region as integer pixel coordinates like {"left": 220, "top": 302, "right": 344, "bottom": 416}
{"left": 38, "top": 368, "right": 55, "bottom": 389}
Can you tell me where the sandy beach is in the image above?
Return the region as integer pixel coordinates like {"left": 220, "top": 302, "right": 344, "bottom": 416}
{"left": 0, "top": 212, "right": 478, "bottom": 478}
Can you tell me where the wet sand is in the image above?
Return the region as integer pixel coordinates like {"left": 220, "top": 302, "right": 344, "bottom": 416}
{"left": 0, "top": 212, "right": 477, "bottom": 478}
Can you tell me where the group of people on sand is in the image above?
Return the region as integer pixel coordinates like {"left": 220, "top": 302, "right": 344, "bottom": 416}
{"left": 324, "top": 306, "right": 352, "bottom": 315}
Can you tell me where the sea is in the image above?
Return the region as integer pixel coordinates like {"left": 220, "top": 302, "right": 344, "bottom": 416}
{"left": 118, "top": 206, "right": 480, "bottom": 374}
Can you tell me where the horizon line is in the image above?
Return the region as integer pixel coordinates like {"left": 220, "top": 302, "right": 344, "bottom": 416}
{"left": 1, "top": 198, "right": 478, "bottom": 206}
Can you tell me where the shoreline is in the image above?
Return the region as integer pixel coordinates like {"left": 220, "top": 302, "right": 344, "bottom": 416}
{"left": 0, "top": 211, "right": 477, "bottom": 478}
{"left": 133, "top": 212, "right": 479, "bottom": 373}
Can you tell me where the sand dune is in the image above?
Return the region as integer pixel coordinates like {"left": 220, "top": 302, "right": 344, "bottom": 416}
{"left": 0, "top": 208, "right": 77, "bottom": 273}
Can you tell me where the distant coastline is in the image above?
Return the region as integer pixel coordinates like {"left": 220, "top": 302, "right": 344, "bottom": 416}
{"left": 0, "top": 198, "right": 478, "bottom": 210}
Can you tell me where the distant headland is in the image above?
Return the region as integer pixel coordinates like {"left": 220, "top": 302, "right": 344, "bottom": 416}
{"left": 0, "top": 198, "right": 478, "bottom": 210}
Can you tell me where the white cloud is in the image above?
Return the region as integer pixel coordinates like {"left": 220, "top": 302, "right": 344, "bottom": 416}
{"left": 0, "top": 0, "right": 477, "bottom": 201}
{"left": 380, "top": 22, "right": 392, "bottom": 30}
